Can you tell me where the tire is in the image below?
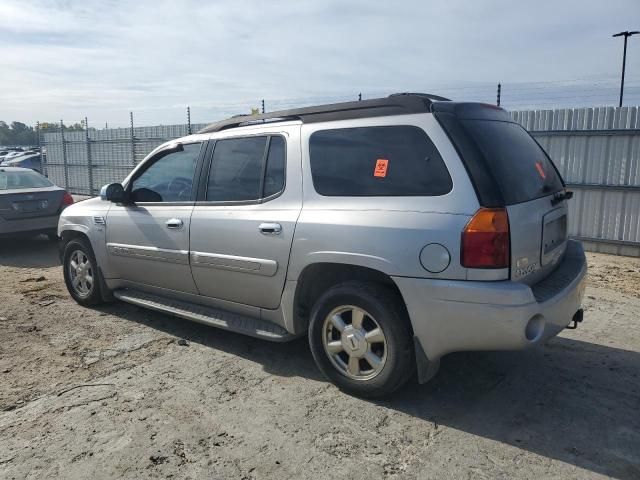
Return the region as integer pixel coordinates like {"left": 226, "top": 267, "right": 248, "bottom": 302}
{"left": 62, "top": 237, "right": 104, "bottom": 306}
{"left": 308, "top": 281, "right": 415, "bottom": 398}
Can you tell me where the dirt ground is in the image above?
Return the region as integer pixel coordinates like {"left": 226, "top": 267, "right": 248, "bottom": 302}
{"left": 0, "top": 237, "right": 639, "bottom": 480}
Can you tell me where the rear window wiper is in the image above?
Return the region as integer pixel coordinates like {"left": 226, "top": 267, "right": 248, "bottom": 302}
{"left": 551, "top": 190, "right": 573, "bottom": 206}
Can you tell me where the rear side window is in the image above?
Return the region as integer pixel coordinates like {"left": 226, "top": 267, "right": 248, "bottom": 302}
{"left": 207, "top": 137, "right": 265, "bottom": 201}
{"left": 205, "top": 135, "right": 286, "bottom": 202}
{"left": 264, "top": 136, "right": 285, "bottom": 197}
{"left": 309, "top": 126, "right": 452, "bottom": 196}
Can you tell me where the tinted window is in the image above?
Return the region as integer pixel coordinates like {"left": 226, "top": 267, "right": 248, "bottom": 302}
{"left": 131, "top": 143, "right": 201, "bottom": 202}
{"left": 460, "top": 121, "right": 563, "bottom": 204}
{"left": 206, "top": 137, "right": 266, "bottom": 201}
{"left": 0, "top": 170, "right": 52, "bottom": 190}
{"left": 309, "top": 126, "right": 452, "bottom": 196}
{"left": 263, "top": 136, "right": 285, "bottom": 197}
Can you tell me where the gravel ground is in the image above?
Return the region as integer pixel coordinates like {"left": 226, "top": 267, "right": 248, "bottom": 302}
{"left": 1, "top": 236, "right": 639, "bottom": 480}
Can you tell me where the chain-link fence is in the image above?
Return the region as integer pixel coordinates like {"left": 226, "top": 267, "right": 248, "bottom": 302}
{"left": 39, "top": 117, "right": 208, "bottom": 196}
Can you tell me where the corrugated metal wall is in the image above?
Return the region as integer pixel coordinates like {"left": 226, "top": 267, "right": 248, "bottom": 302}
{"left": 512, "top": 106, "right": 640, "bottom": 257}
{"left": 41, "top": 107, "right": 640, "bottom": 257}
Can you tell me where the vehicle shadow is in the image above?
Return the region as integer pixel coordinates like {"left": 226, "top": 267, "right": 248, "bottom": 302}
{"left": 101, "top": 301, "right": 639, "bottom": 479}
{"left": 98, "top": 301, "right": 323, "bottom": 381}
{"left": 386, "top": 340, "right": 640, "bottom": 480}
{"left": 0, "top": 235, "right": 60, "bottom": 268}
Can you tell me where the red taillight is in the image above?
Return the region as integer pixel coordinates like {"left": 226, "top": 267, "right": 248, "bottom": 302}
{"left": 461, "top": 208, "right": 510, "bottom": 268}
{"left": 62, "top": 191, "right": 74, "bottom": 207}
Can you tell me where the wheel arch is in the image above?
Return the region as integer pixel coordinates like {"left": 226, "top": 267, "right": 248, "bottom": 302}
{"left": 291, "top": 262, "right": 411, "bottom": 336}
{"left": 60, "top": 227, "right": 113, "bottom": 303}
{"left": 59, "top": 228, "right": 91, "bottom": 262}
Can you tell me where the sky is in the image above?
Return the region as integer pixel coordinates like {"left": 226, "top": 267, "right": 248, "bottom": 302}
{"left": 1, "top": 0, "right": 640, "bottom": 127}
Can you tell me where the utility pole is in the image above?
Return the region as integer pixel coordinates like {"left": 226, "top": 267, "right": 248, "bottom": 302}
{"left": 612, "top": 30, "right": 639, "bottom": 107}
{"left": 497, "top": 83, "right": 501, "bottom": 107}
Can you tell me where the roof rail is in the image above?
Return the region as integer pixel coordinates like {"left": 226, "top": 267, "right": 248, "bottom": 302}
{"left": 198, "top": 93, "right": 451, "bottom": 134}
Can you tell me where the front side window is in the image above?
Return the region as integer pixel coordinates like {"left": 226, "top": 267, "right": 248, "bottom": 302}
{"left": 131, "top": 143, "right": 201, "bottom": 202}
{"left": 205, "top": 135, "right": 286, "bottom": 202}
{"left": 309, "top": 126, "right": 453, "bottom": 196}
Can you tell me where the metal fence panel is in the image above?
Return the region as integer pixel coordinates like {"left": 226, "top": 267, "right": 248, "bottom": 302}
{"left": 41, "top": 109, "right": 640, "bottom": 256}
{"left": 513, "top": 106, "right": 640, "bottom": 256}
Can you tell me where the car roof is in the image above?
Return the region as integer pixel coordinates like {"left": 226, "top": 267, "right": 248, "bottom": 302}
{"left": 198, "top": 93, "right": 451, "bottom": 134}
{"left": 0, "top": 166, "right": 39, "bottom": 172}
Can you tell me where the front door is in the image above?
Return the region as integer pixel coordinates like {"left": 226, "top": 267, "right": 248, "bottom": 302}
{"left": 189, "top": 129, "right": 301, "bottom": 309}
{"left": 105, "top": 142, "right": 203, "bottom": 294}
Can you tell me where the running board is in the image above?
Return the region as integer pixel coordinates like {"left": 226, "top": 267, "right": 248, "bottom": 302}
{"left": 113, "top": 289, "right": 295, "bottom": 342}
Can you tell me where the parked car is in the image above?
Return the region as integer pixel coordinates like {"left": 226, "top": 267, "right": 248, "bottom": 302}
{"left": 0, "top": 150, "right": 22, "bottom": 163}
{"left": 0, "top": 166, "right": 74, "bottom": 240}
{"left": 58, "top": 94, "right": 586, "bottom": 397}
{"left": 3, "top": 152, "right": 42, "bottom": 172}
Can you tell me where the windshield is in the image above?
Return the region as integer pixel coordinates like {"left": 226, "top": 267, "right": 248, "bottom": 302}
{"left": 0, "top": 170, "right": 53, "bottom": 190}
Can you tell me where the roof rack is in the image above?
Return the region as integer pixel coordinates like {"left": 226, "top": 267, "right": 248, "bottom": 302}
{"left": 198, "top": 93, "right": 451, "bottom": 134}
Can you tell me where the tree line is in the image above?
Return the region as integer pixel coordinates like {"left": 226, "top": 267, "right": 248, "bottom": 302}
{"left": 0, "top": 121, "right": 85, "bottom": 146}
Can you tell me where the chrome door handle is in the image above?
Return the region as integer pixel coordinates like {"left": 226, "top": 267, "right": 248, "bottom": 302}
{"left": 165, "top": 218, "right": 184, "bottom": 229}
{"left": 259, "top": 223, "right": 282, "bottom": 235}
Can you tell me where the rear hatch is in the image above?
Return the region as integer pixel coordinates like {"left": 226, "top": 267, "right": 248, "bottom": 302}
{"left": 433, "top": 103, "right": 569, "bottom": 284}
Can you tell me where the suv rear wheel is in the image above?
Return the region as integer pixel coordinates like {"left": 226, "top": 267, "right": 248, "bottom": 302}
{"left": 308, "top": 282, "right": 415, "bottom": 398}
{"left": 62, "top": 237, "right": 103, "bottom": 306}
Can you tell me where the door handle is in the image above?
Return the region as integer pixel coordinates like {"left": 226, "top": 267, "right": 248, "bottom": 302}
{"left": 259, "top": 223, "right": 282, "bottom": 235}
{"left": 165, "top": 218, "right": 184, "bottom": 229}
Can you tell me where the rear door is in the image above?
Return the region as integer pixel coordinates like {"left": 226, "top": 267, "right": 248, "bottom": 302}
{"left": 434, "top": 105, "right": 568, "bottom": 284}
{"left": 189, "top": 126, "right": 302, "bottom": 309}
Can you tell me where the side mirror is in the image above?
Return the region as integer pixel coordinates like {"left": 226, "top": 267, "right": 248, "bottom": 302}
{"left": 100, "top": 183, "right": 126, "bottom": 203}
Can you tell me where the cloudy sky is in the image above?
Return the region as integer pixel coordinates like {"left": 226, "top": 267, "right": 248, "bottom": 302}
{"left": 1, "top": 0, "right": 639, "bottom": 127}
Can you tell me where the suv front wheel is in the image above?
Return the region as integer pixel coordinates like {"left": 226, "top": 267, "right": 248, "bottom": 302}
{"left": 62, "top": 237, "right": 104, "bottom": 306}
{"left": 308, "top": 282, "right": 415, "bottom": 398}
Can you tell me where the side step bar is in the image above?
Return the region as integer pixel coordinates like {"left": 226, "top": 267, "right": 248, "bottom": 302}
{"left": 113, "top": 289, "right": 296, "bottom": 342}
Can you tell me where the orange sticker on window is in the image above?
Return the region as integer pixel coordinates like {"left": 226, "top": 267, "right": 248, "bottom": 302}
{"left": 374, "top": 159, "right": 388, "bottom": 178}
{"left": 535, "top": 161, "right": 546, "bottom": 179}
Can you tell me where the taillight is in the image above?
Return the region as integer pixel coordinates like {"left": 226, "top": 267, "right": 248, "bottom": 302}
{"left": 461, "top": 208, "right": 509, "bottom": 268}
{"left": 62, "top": 191, "right": 74, "bottom": 207}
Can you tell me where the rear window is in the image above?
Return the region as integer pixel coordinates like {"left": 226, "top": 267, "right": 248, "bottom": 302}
{"left": 436, "top": 112, "right": 564, "bottom": 205}
{"left": 309, "top": 126, "right": 452, "bottom": 196}
{"left": 463, "top": 121, "right": 563, "bottom": 204}
{"left": 0, "top": 170, "right": 53, "bottom": 190}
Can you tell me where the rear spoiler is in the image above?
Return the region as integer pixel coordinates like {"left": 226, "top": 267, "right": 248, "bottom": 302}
{"left": 430, "top": 102, "right": 513, "bottom": 122}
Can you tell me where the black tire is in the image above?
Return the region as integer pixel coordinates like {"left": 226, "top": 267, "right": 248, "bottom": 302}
{"left": 62, "top": 237, "right": 104, "bottom": 306}
{"left": 308, "top": 281, "right": 415, "bottom": 398}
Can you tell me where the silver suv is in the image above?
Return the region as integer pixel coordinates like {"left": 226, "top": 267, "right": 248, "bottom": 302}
{"left": 59, "top": 94, "right": 587, "bottom": 397}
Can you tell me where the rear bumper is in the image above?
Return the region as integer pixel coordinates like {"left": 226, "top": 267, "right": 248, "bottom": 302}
{"left": 0, "top": 214, "right": 59, "bottom": 236}
{"left": 393, "top": 240, "right": 587, "bottom": 361}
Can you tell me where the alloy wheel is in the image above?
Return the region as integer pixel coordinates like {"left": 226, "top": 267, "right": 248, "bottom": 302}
{"left": 68, "top": 249, "right": 94, "bottom": 298}
{"left": 321, "top": 305, "right": 387, "bottom": 380}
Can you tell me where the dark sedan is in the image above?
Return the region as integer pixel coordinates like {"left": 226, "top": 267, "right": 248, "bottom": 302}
{"left": 0, "top": 167, "right": 73, "bottom": 240}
